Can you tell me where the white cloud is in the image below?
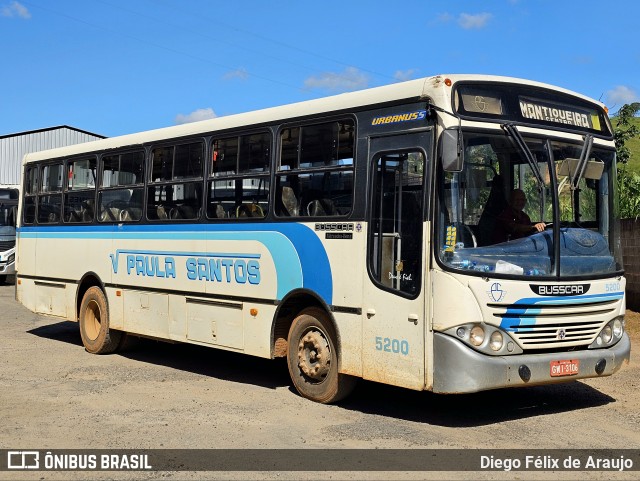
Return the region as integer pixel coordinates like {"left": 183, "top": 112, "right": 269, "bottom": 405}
{"left": 436, "top": 12, "right": 453, "bottom": 24}
{"left": 223, "top": 68, "right": 249, "bottom": 81}
{"left": 174, "top": 108, "right": 216, "bottom": 125}
{"left": 606, "top": 86, "right": 639, "bottom": 106}
{"left": 304, "top": 67, "right": 369, "bottom": 92}
{"left": 394, "top": 69, "right": 418, "bottom": 82}
{"left": 1, "top": 1, "right": 31, "bottom": 19}
{"left": 458, "top": 12, "right": 492, "bottom": 30}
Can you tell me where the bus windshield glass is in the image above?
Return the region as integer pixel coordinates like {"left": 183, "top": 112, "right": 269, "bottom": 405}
{"left": 0, "top": 199, "right": 18, "bottom": 237}
{"left": 437, "top": 130, "right": 622, "bottom": 279}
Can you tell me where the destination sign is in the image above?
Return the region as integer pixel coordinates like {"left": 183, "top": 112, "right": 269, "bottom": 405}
{"left": 454, "top": 83, "right": 611, "bottom": 136}
{"left": 519, "top": 97, "right": 601, "bottom": 131}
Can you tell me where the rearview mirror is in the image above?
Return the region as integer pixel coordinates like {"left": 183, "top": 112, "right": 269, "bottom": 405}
{"left": 441, "top": 129, "right": 464, "bottom": 172}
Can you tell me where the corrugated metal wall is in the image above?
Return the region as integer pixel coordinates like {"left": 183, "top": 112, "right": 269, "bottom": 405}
{"left": 0, "top": 127, "right": 104, "bottom": 185}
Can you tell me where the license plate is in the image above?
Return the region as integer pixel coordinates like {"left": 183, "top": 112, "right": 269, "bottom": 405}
{"left": 550, "top": 359, "right": 579, "bottom": 377}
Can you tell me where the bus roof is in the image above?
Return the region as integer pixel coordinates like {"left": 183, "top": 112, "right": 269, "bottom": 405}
{"left": 22, "top": 74, "right": 606, "bottom": 164}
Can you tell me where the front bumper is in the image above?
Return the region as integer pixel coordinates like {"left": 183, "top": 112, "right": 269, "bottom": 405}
{"left": 0, "top": 247, "right": 15, "bottom": 276}
{"left": 433, "top": 331, "right": 631, "bottom": 394}
{"left": 0, "top": 260, "right": 14, "bottom": 276}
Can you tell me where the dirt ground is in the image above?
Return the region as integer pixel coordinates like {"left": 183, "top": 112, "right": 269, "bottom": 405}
{"left": 624, "top": 309, "right": 640, "bottom": 337}
{"left": 0, "top": 279, "right": 638, "bottom": 481}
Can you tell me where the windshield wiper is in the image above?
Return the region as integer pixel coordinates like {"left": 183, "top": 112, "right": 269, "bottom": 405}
{"left": 502, "top": 123, "right": 545, "bottom": 189}
{"left": 570, "top": 134, "right": 594, "bottom": 190}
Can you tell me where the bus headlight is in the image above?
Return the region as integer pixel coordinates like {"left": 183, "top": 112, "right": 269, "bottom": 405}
{"left": 489, "top": 331, "right": 503, "bottom": 351}
{"left": 590, "top": 317, "right": 625, "bottom": 349}
{"left": 469, "top": 326, "right": 484, "bottom": 346}
{"left": 443, "top": 323, "right": 522, "bottom": 355}
{"left": 601, "top": 325, "right": 612, "bottom": 344}
{"left": 612, "top": 319, "right": 623, "bottom": 339}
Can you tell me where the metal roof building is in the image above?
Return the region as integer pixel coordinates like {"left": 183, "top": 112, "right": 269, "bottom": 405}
{"left": 0, "top": 126, "right": 105, "bottom": 185}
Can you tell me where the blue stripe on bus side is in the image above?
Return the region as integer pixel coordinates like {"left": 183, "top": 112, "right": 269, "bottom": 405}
{"left": 18, "top": 223, "right": 333, "bottom": 304}
{"left": 499, "top": 292, "right": 624, "bottom": 332}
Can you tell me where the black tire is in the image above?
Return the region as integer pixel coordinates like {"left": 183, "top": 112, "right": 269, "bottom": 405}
{"left": 287, "top": 307, "right": 357, "bottom": 403}
{"left": 0, "top": 275, "right": 6, "bottom": 285}
{"left": 79, "top": 286, "right": 123, "bottom": 354}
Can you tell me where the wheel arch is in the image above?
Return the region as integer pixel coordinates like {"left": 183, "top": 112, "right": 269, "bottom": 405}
{"left": 270, "top": 288, "right": 339, "bottom": 358}
{"left": 75, "top": 272, "right": 106, "bottom": 322}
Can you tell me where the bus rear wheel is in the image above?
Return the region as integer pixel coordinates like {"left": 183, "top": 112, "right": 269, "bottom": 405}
{"left": 286, "top": 307, "right": 356, "bottom": 403}
{"left": 79, "top": 286, "right": 123, "bottom": 354}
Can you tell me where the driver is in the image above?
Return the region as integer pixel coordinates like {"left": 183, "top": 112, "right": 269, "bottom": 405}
{"left": 493, "top": 189, "right": 546, "bottom": 243}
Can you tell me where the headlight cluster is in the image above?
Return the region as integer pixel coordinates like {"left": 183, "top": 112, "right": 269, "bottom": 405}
{"left": 589, "top": 317, "right": 625, "bottom": 349}
{"left": 446, "top": 323, "right": 522, "bottom": 355}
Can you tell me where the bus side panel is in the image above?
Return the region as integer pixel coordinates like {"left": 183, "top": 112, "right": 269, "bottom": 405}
{"left": 16, "top": 232, "right": 36, "bottom": 311}
{"left": 17, "top": 277, "right": 36, "bottom": 313}
{"left": 186, "top": 298, "right": 243, "bottom": 350}
{"left": 32, "top": 233, "right": 114, "bottom": 321}
{"left": 122, "top": 290, "right": 170, "bottom": 339}
{"left": 333, "top": 311, "right": 363, "bottom": 376}
{"left": 315, "top": 224, "right": 365, "bottom": 377}
{"left": 166, "top": 294, "right": 275, "bottom": 358}
{"left": 105, "top": 287, "right": 124, "bottom": 330}
{"left": 241, "top": 303, "right": 277, "bottom": 358}
{"left": 35, "top": 283, "right": 67, "bottom": 318}
{"left": 17, "top": 233, "right": 36, "bottom": 280}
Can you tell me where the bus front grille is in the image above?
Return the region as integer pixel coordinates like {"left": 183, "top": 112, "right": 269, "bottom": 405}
{"left": 488, "top": 298, "right": 618, "bottom": 349}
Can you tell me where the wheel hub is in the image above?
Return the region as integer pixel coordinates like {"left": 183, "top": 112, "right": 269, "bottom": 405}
{"left": 297, "top": 330, "right": 331, "bottom": 381}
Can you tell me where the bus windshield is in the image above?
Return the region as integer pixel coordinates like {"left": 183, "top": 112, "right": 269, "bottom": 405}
{"left": 437, "top": 129, "right": 622, "bottom": 279}
{"left": 0, "top": 202, "right": 17, "bottom": 229}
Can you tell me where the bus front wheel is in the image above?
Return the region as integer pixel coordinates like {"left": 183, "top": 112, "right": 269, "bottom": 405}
{"left": 79, "top": 286, "right": 123, "bottom": 354}
{"left": 286, "top": 307, "right": 356, "bottom": 403}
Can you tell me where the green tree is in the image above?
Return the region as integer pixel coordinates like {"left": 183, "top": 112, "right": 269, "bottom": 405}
{"left": 614, "top": 102, "right": 640, "bottom": 165}
{"left": 614, "top": 103, "right": 640, "bottom": 219}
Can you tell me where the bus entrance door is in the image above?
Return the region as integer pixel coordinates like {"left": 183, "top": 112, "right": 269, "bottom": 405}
{"left": 362, "top": 132, "right": 430, "bottom": 390}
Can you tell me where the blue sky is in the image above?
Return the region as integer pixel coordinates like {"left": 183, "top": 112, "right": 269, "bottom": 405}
{"left": 1, "top": 0, "right": 639, "bottom": 137}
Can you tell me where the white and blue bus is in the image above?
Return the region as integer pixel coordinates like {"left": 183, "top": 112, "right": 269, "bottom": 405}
{"left": 16, "top": 75, "right": 630, "bottom": 403}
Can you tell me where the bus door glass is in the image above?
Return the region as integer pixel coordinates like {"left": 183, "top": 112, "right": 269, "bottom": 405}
{"left": 363, "top": 132, "right": 431, "bottom": 390}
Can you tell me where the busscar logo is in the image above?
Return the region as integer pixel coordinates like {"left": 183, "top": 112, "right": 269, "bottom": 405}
{"left": 530, "top": 284, "right": 591, "bottom": 296}
{"left": 315, "top": 223, "right": 354, "bottom": 232}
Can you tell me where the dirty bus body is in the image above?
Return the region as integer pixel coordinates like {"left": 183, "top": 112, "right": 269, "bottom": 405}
{"left": 16, "top": 75, "right": 629, "bottom": 403}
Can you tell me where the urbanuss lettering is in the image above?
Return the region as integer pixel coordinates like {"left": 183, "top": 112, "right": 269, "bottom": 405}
{"left": 530, "top": 284, "right": 590, "bottom": 296}
{"left": 371, "top": 110, "right": 426, "bottom": 126}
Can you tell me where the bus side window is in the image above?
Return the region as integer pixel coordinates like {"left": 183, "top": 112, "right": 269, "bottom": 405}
{"left": 276, "top": 120, "right": 354, "bottom": 218}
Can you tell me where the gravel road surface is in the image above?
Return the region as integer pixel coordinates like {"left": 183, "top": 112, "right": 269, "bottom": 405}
{"left": 1, "top": 279, "right": 638, "bottom": 480}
